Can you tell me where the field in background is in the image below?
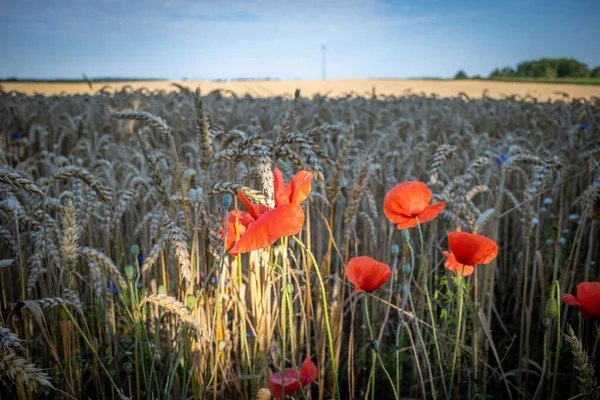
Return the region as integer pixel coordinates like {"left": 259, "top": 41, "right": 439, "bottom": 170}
{"left": 1, "top": 85, "right": 599, "bottom": 400}
{"left": 3, "top": 79, "right": 600, "bottom": 100}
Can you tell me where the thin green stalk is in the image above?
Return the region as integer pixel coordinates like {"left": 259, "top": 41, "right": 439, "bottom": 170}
{"left": 61, "top": 305, "right": 127, "bottom": 400}
{"left": 364, "top": 294, "right": 398, "bottom": 400}
{"left": 450, "top": 275, "right": 464, "bottom": 392}
{"left": 292, "top": 235, "right": 340, "bottom": 400}
{"left": 268, "top": 261, "right": 307, "bottom": 400}
{"left": 281, "top": 239, "right": 288, "bottom": 400}
{"left": 415, "top": 218, "right": 449, "bottom": 399}
{"left": 550, "top": 281, "right": 561, "bottom": 400}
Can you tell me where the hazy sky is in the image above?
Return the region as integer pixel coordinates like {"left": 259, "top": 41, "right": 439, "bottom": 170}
{"left": 1, "top": 0, "right": 599, "bottom": 80}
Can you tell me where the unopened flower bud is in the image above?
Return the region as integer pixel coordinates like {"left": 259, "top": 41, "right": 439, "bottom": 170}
{"left": 158, "top": 285, "right": 167, "bottom": 295}
{"left": 186, "top": 295, "right": 196, "bottom": 311}
{"left": 222, "top": 194, "right": 232, "bottom": 208}
{"left": 402, "top": 263, "right": 412, "bottom": 276}
{"left": 131, "top": 244, "right": 140, "bottom": 257}
{"left": 370, "top": 340, "right": 379, "bottom": 351}
{"left": 546, "top": 298, "right": 558, "bottom": 319}
{"left": 401, "top": 230, "right": 410, "bottom": 243}
{"left": 125, "top": 265, "right": 134, "bottom": 280}
{"left": 542, "top": 317, "right": 551, "bottom": 328}
{"left": 391, "top": 244, "right": 400, "bottom": 256}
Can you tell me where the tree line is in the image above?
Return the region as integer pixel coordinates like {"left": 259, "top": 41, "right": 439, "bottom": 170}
{"left": 454, "top": 58, "right": 600, "bottom": 80}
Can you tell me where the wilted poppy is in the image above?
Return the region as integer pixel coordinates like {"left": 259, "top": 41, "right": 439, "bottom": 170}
{"left": 562, "top": 282, "right": 600, "bottom": 320}
{"left": 383, "top": 181, "right": 445, "bottom": 229}
{"left": 346, "top": 256, "right": 391, "bottom": 292}
{"left": 442, "top": 232, "right": 498, "bottom": 276}
{"left": 219, "top": 210, "right": 253, "bottom": 250}
{"left": 267, "top": 357, "right": 317, "bottom": 398}
{"left": 229, "top": 169, "right": 312, "bottom": 256}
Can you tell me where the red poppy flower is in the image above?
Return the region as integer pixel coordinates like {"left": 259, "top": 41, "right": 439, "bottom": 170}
{"left": 383, "top": 181, "right": 445, "bottom": 229}
{"left": 562, "top": 282, "right": 600, "bottom": 320}
{"left": 442, "top": 232, "right": 498, "bottom": 276}
{"left": 229, "top": 169, "right": 312, "bottom": 256}
{"left": 267, "top": 357, "right": 317, "bottom": 398}
{"left": 219, "top": 210, "right": 253, "bottom": 251}
{"left": 273, "top": 168, "right": 312, "bottom": 207}
{"left": 346, "top": 256, "right": 391, "bottom": 292}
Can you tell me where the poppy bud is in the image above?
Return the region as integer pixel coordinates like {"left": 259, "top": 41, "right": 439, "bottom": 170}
{"left": 131, "top": 244, "right": 140, "bottom": 257}
{"left": 186, "top": 295, "right": 196, "bottom": 311}
{"left": 545, "top": 298, "right": 558, "bottom": 319}
{"left": 123, "top": 361, "right": 132, "bottom": 374}
{"left": 218, "top": 340, "right": 227, "bottom": 351}
{"left": 542, "top": 317, "right": 551, "bottom": 327}
{"left": 261, "top": 250, "right": 269, "bottom": 263}
{"left": 125, "top": 265, "right": 134, "bottom": 280}
{"left": 370, "top": 340, "right": 379, "bottom": 352}
{"left": 402, "top": 263, "right": 412, "bottom": 276}
{"left": 391, "top": 244, "right": 399, "bottom": 256}
{"left": 158, "top": 285, "right": 167, "bottom": 295}
{"left": 287, "top": 283, "right": 294, "bottom": 294}
{"left": 222, "top": 194, "right": 232, "bottom": 208}
{"left": 401, "top": 230, "right": 410, "bottom": 243}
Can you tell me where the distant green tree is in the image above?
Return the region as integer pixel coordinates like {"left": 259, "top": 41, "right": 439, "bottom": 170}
{"left": 490, "top": 58, "right": 589, "bottom": 79}
{"left": 590, "top": 66, "right": 600, "bottom": 78}
{"left": 454, "top": 70, "right": 468, "bottom": 79}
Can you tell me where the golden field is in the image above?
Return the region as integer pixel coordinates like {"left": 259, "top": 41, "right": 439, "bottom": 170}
{"left": 3, "top": 78, "right": 600, "bottom": 100}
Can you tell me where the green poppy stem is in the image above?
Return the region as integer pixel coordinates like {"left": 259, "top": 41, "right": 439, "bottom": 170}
{"left": 450, "top": 274, "right": 464, "bottom": 392}
{"left": 364, "top": 294, "right": 399, "bottom": 400}
{"left": 292, "top": 236, "right": 340, "bottom": 400}
{"left": 415, "top": 218, "right": 449, "bottom": 400}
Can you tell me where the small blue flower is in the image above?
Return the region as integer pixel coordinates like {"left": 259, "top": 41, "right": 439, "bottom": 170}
{"left": 579, "top": 124, "right": 588, "bottom": 130}
{"left": 223, "top": 279, "right": 228, "bottom": 287}
{"left": 248, "top": 329, "right": 255, "bottom": 338}
{"left": 495, "top": 153, "right": 507, "bottom": 166}
{"left": 137, "top": 254, "right": 144, "bottom": 264}
{"left": 107, "top": 281, "right": 118, "bottom": 294}
{"left": 10, "top": 132, "right": 21, "bottom": 140}
{"left": 210, "top": 276, "right": 217, "bottom": 285}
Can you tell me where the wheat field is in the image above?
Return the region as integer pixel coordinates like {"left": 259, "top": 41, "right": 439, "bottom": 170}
{"left": 2, "top": 79, "right": 600, "bottom": 100}
{"left": 0, "top": 82, "right": 599, "bottom": 400}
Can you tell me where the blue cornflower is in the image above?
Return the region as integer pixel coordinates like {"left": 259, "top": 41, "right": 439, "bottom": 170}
{"left": 11, "top": 132, "right": 21, "bottom": 140}
{"left": 137, "top": 254, "right": 144, "bottom": 264}
{"left": 107, "top": 281, "right": 118, "bottom": 294}
{"left": 248, "top": 329, "right": 255, "bottom": 338}
{"left": 495, "top": 153, "right": 506, "bottom": 166}
{"left": 223, "top": 279, "right": 228, "bottom": 287}
{"left": 579, "top": 124, "right": 588, "bottom": 130}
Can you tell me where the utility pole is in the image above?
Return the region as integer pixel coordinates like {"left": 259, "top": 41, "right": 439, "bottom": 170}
{"left": 321, "top": 45, "right": 326, "bottom": 80}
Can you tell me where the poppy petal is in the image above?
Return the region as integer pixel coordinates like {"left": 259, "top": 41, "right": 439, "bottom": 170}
{"left": 219, "top": 210, "right": 253, "bottom": 250}
{"left": 575, "top": 282, "right": 600, "bottom": 319}
{"left": 384, "top": 181, "right": 432, "bottom": 221}
{"left": 455, "top": 264, "right": 475, "bottom": 276}
{"left": 289, "top": 171, "right": 313, "bottom": 204}
{"left": 267, "top": 369, "right": 301, "bottom": 398}
{"left": 448, "top": 232, "right": 498, "bottom": 266}
{"left": 416, "top": 202, "right": 445, "bottom": 224}
{"left": 237, "top": 192, "right": 268, "bottom": 221}
{"left": 273, "top": 168, "right": 289, "bottom": 207}
{"left": 443, "top": 251, "right": 458, "bottom": 272}
{"left": 229, "top": 203, "right": 305, "bottom": 256}
{"left": 561, "top": 293, "right": 580, "bottom": 306}
{"left": 299, "top": 357, "right": 317, "bottom": 386}
{"left": 346, "top": 256, "right": 391, "bottom": 292}
{"left": 395, "top": 216, "right": 418, "bottom": 230}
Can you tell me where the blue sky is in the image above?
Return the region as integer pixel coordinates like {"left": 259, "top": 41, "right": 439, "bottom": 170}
{"left": 1, "top": 0, "right": 599, "bottom": 80}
